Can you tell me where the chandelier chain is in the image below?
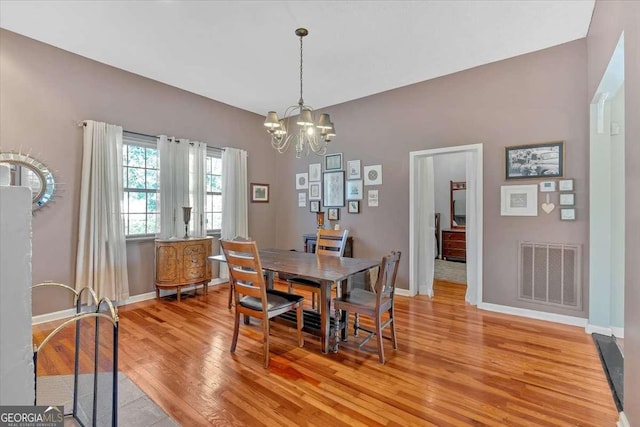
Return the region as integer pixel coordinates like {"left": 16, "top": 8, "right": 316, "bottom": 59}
{"left": 299, "top": 34, "right": 304, "bottom": 106}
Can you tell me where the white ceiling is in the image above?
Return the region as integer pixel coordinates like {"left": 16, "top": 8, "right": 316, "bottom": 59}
{"left": 0, "top": 1, "right": 594, "bottom": 116}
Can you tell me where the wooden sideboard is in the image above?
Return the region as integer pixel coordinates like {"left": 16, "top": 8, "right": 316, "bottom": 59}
{"left": 442, "top": 230, "right": 466, "bottom": 262}
{"left": 155, "top": 237, "right": 213, "bottom": 302}
{"left": 303, "top": 233, "right": 353, "bottom": 257}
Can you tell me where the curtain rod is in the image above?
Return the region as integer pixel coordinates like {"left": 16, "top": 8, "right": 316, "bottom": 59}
{"left": 78, "top": 121, "right": 225, "bottom": 151}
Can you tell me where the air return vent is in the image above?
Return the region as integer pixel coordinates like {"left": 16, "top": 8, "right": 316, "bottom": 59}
{"left": 518, "top": 242, "right": 581, "bottom": 310}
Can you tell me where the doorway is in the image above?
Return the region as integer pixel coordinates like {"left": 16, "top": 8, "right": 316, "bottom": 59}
{"left": 409, "top": 144, "right": 483, "bottom": 304}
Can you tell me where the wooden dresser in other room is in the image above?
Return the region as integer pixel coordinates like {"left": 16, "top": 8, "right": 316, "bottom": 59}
{"left": 442, "top": 230, "right": 466, "bottom": 262}
{"left": 155, "top": 237, "right": 213, "bottom": 301}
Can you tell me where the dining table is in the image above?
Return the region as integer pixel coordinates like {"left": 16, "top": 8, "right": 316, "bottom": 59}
{"left": 209, "top": 248, "right": 380, "bottom": 353}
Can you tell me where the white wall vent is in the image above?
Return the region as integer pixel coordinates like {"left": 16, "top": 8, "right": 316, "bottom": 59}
{"left": 518, "top": 242, "right": 581, "bottom": 310}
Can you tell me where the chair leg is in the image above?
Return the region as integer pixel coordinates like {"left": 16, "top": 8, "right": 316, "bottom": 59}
{"left": 230, "top": 309, "right": 240, "bottom": 353}
{"left": 296, "top": 305, "right": 304, "bottom": 347}
{"left": 227, "top": 281, "right": 233, "bottom": 309}
{"left": 263, "top": 316, "right": 270, "bottom": 368}
{"left": 375, "top": 314, "right": 385, "bottom": 364}
{"left": 353, "top": 313, "right": 360, "bottom": 337}
{"left": 389, "top": 307, "right": 398, "bottom": 350}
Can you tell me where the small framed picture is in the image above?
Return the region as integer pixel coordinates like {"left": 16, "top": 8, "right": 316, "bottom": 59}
{"left": 327, "top": 207, "right": 340, "bottom": 220}
{"left": 296, "top": 172, "right": 309, "bottom": 189}
{"left": 310, "top": 200, "right": 320, "bottom": 213}
{"left": 309, "top": 163, "right": 321, "bottom": 182}
{"left": 559, "top": 193, "right": 575, "bottom": 206}
{"left": 250, "top": 183, "right": 269, "bottom": 203}
{"left": 347, "top": 160, "right": 361, "bottom": 179}
{"left": 500, "top": 184, "right": 538, "bottom": 216}
{"left": 298, "top": 192, "right": 306, "bottom": 207}
{"left": 348, "top": 200, "right": 360, "bottom": 214}
{"left": 308, "top": 181, "right": 321, "bottom": 201}
{"left": 323, "top": 171, "right": 345, "bottom": 207}
{"left": 558, "top": 179, "right": 574, "bottom": 191}
{"left": 368, "top": 189, "right": 379, "bottom": 207}
{"left": 539, "top": 181, "right": 556, "bottom": 192}
{"left": 346, "top": 179, "right": 363, "bottom": 200}
{"left": 560, "top": 208, "right": 576, "bottom": 221}
{"left": 364, "top": 165, "right": 383, "bottom": 185}
{"left": 324, "top": 153, "right": 343, "bottom": 171}
{"left": 505, "top": 141, "right": 564, "bottom": 180}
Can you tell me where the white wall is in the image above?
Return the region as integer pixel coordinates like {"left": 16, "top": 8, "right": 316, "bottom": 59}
{"left": 0, "top": 186, "right": 34, "bottom": 405}
{"left": 433, "top": 152, "right": 466, "bottom": 255}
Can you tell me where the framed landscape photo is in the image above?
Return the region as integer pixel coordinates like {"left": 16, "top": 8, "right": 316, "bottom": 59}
{"left": 505, "top": 141, "right": 564, "bottom": 180}
{"left": 500, "top": 184, "right": 538, "bottom": 216}
{"left": 323, "top": 171, "right": 345, "bottom": 207}
{"left": 324, "top": 153, "right": 343, "bottom": 171}
{"left": 250, "top": 183, "right": 269, "bottom": 203}
{"left": 348, "top": 200, "right": 360, "bottom": 214}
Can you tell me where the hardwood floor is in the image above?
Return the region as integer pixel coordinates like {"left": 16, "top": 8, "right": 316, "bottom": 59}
{"left": 33, "top": 280, "right": 618, "bottom": 426}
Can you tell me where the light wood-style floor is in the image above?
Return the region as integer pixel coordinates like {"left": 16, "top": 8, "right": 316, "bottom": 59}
{"left": 33, "top": 280, "right": 618, "bottom": 426}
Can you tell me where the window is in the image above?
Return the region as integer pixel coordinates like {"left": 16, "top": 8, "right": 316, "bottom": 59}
{"left": 122, "top": 132, "right": 159, "bottom": 237}
{"left": 205, "top": 149, "right": 223, "bottom": 232}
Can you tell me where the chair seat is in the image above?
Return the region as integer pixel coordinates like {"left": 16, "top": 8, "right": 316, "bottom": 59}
{"left": 288, "top": 277, "right": 321, "bottom": 288}
{"left": 335, "top": 289, "right": 384, "bottom": 310}
{"left": 239, "top": 289, "right": 304, "bottom": 312}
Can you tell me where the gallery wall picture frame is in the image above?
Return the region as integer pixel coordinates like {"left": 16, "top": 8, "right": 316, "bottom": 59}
{"left": 310, "top": 200, "right": 321, "bottom": 213}
{"left": 308, "top": 181, "right": 322, "bottom": 201}
{"left": 323, "top": 171, "right": 345, "bottom": 207}
{"left": 348, "top": 200, "right": 360, "bottom": 214}
{"left": 505, "top": 141, "right": 565, "bottom": 180}
{"left": 368, "top": 189, "right": 379, "bottom": 207}
{"left": 500, "top": 184, "right": 538, "bottom": 216}
{"left": 295, "top": 172, "right": 309, "bottom": 189}
{"left": 347, "top": 160, "right": 361, "bottom": 179}
{"left": 327, "top": 207, "right": 340, "bottom": 221}
{"left": 250, "top": 183, "right": 269, "bottom": 203}
{"left": 558, "top": 179, "right": 574, "bottom": 191}
{"left": 298, "top": 192, "right": 307, "bottom": 207}
{"left": 559, "top": 193, "right": 575, "bottom": 206}
{"left": 364, "top": 165, "right": 383, "bottom": 185}
{"left": 324, "top": 153, "right": 343, "bottom": 171}
{"left": 560, "top": 208, "right": 576, "bottom": 221}
{"left": 309, "top": 163, "right": 321, "bottom": 182}
{"left": 346, "top": 179, "right": 363, "bottom": 200}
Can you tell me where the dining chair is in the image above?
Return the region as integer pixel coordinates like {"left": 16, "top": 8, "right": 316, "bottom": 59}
{"left": 287, "top": 228, "right": 349, "bottom": 313}
{"left": 333, "top": 251, "right": 401, "bottom": 364}
{"left": 220, "top": 239, "right": 304, "bottom": 368}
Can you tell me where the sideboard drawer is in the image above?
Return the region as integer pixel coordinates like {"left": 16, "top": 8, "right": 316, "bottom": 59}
{"left": 442, "top": 230, "right": 466, "bottom": 262}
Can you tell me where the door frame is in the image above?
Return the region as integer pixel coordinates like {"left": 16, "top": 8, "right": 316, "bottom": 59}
{"left": 409, "top": 143, "right": 483, "bottom": 302}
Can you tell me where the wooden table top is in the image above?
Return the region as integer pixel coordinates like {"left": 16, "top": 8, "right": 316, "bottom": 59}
{"left": 210, "top": 248, "right": 379, "bottom": 283}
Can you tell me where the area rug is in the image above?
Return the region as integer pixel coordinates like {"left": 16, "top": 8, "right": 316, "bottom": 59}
{"left": 434, "top": 259, "right": 467, "bottom": 284}
{"left": 37, "top": 372, "right": 178, "bottom": 427}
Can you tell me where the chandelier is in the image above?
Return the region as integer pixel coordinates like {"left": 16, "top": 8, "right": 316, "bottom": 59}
{"left": 264, "top": 28, "right": 336, "bottom": 158}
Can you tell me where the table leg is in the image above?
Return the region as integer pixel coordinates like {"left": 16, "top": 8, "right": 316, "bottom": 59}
{"left": 320, "top": 281, "right": 331, "bottom": 353}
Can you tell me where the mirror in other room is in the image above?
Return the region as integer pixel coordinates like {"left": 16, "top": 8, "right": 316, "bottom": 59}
{"left": 450, "top": 180, "right": 466, "bottom": 229}
{"left": 0, "top": 152, "right": 56, "bottom": 210}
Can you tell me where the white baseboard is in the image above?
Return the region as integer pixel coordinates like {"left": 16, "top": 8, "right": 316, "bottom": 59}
{"left": 32, "top": 280, "right": 230, "bottom": 325}
{"left": 585, "top": 324, "right": 612, "bottom": 336}
{"left": 617, "top": 412, "right": 629, "bottom": 427}
{"left": 477, "top": 302, "right": 588, "bottom": 328}
{"left": 395, "top": 288, "right": 415, "bottom": 297}
{"left": 611, "top": 327, "right": 624, "bottom": 339}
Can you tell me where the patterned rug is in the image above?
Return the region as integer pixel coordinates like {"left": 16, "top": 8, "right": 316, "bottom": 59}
{"left": 434, "top": 259, "right": 467, "bottom": 284}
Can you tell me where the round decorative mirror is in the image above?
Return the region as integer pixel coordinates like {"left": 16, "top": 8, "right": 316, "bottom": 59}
{"left": 0, "top": 152, "right": 56, "bottom": 210}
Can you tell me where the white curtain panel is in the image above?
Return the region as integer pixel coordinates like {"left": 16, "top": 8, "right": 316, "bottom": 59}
{"left": 220, "top": 147, "right": 249, "bottom": 279}
{"left": 158, "top": 136, "right": 206, "bottom": 239}
{"left": 465, "top": 151, "right": 478, "bottom": 305}
{"left": 416, "top": 156, "right": 436, "bottom": 296}
{"left": 75, "top": 120, "right": 130, "bottom": 301}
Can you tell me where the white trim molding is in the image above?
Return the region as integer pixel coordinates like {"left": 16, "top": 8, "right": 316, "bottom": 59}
{"left": 611, "top": 327, "right": 624, "bottom": 339}
{"left": 617, "top": 412, "right": 629, "bottom": 427}
{"left": 585, "top": 324, "right": 613, "bottom": 336}
{"left": 395, "top": 288, "right": 415, "bottom": 297}
{"left": 478, "top": 302, "right": 588, "bottom": 328}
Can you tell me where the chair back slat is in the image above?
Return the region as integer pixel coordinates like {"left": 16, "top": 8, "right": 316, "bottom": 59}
{"left": 374, "top": 251, "right": 401, "bottom": 302}
{"left": 220, "top": 239, "right": 266, "bottom": 301}
{"left": 316, "top": 229, "right": 349, "bottom": 257}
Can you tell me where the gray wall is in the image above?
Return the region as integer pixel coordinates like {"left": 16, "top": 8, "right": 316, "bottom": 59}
{"left": 273, "top": 38, "right": 590, "bottom": 318}
{"left": 588, "top": 1, "right": 640, "bottom": 423}
{"left": 0, "top": 29, "right": 277, "bottom": 315}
